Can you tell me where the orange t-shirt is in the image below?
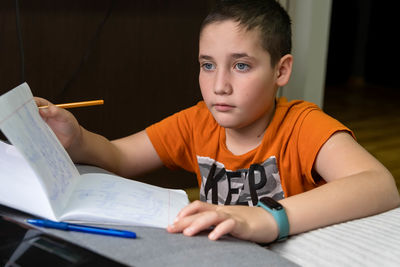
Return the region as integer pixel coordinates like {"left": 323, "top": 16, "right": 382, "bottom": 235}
{"left": 146, "top": 98, "right": 353, "bottom": 205}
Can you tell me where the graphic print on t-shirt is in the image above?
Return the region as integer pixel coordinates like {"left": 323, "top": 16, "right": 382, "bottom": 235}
{"left": 198, "top": 156, "right": 284, "bottom": 206}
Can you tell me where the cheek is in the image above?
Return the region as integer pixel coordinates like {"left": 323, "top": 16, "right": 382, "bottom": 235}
{"left": 251, "top": 73, "right": 274, "bottom": 95}
{"left": 199, "top": 73, "right": 211, "bottom": 97}
{"left": 237, "top": 76, "right": 267, "bottom": 98}
{"left": 237, "top": 79, "right": 274, "bottom": 109}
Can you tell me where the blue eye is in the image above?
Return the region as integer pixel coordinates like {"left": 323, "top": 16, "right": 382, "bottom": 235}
{"left": 235, "top": 63, "right": 250, "bottom": 71}
{"left": 202, "top": 63, "right": 215, "bottom": 71}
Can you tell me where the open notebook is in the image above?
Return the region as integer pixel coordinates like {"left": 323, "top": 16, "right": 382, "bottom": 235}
{"left": 0, "top": 83, "right": 189, "bottom": 228}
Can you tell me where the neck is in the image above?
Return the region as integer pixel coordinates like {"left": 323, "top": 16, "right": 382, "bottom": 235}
{"left": 225, "top": 103, "right": 276, "bottom": 156}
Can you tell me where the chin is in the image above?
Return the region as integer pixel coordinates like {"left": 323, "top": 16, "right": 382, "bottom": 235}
{"left": 211, "top": 111, "right": 244, "bottom": 129}
{"left": 214, "top": 119, "right": 240, "bottom": 129}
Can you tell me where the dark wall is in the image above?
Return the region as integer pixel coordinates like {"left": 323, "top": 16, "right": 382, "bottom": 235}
{"left": 0, "top": 0, "right": 215, "bottom": 188}
{"left": 326, "top": 0, "right": 399, "bottom": 88}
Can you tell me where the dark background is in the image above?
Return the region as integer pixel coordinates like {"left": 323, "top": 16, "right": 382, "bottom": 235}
{"left": 0, "top": 0, "right": 398, "bottom": 189}
{"left": 0, "top": 0, "right": 213, "bottom": 188}
{"left": 326, "top": 0, "right": 398, "bottom": 87}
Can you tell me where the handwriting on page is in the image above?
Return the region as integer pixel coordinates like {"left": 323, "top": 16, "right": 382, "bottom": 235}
{"left": 0, "top": 84, "right": 79, "bottom": 209}
{"left": 75, "top": 185, "right": 164, "bottom": 222}
{"left": 63, "top": 173, "right": 189, "bottom": 228}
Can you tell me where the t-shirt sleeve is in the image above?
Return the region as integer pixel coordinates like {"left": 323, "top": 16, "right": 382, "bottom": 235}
{"left": 145, "top": 106, "right": 198, "bottom": 173}
{"left": 296, "top": 108, "right": 355, "bottom": 184}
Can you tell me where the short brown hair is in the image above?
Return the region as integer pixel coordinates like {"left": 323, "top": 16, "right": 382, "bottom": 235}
{"left": 200, "top": 0, "right": 292, "bottom": 66}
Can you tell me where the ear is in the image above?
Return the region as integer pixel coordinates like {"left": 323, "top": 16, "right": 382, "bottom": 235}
{"left": 275, "top": 54, "right": 293, "bottom": 87}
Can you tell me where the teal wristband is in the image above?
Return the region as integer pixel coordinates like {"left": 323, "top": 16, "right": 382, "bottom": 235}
{"left": 257, "top": 197, "right": 289, "bottom": 241}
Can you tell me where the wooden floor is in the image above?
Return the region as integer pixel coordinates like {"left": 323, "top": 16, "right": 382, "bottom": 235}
{"left": 323, "top": 82, "right": 400, "bottom": 193}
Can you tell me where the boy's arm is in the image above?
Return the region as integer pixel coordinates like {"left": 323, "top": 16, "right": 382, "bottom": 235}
{"left": 281, "top": 131, "right": 399, "bottom": 235}
{"left": 72, "top": 128, "right": 163, "bottom": 178}
{"left": 36, "top": 97, "right": 163, "bottom": 177}
{"left": 168, "top": 132, "right": 400, "bottom": 243}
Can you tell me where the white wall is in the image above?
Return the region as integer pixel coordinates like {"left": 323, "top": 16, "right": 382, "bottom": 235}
{"left": 278, "top": 0, "right": 332, "bottom": 108}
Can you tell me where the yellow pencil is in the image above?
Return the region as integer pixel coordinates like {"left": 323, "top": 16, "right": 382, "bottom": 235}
{"left": 39, "top": 100, "right": 104, "bottom": 109}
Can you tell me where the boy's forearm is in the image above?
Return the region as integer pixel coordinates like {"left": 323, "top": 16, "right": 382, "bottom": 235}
{"left": 280, "top": 169, "right": 400, "bottom": 236}
{"left": 168, "top": 169, "right": 399, "bottom": 244}
{"left": 66, "top": 126, "right": 123, "bottom": 175}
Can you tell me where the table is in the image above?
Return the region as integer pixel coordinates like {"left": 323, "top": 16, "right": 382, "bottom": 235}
{"left": 0, "top": 164, "right": 297, "bottom": 267}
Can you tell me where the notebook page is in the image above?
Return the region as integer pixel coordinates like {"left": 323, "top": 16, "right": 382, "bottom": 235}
{"left": 0, "top": 83, "right": 79, "bottom": 218}
{"left": 0, "top": 140, "right": 56, "bottom": 220}
{"left": 60, "top": 173, "right": 189, "bottom": 228}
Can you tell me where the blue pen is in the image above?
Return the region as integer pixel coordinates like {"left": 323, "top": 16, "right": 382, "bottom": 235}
{"left": 27, "top": 219, "right": 136, "bottom": 239}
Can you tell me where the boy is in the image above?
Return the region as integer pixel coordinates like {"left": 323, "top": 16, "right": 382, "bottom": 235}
{"left": 36, "top": 0, "right": 400, "bottom": 243}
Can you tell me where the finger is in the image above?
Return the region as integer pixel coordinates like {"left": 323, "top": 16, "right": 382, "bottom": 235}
{"left": 38, "top": 103, "right": 59, "bottom": 119}
{"left": 208, "top": 218, "right": 236, "bottom": 240}
{"left": 167, "top": 214, "right": 198, "bottom": 233}
{"left": 176, "top": 200, "right": 216, "bottom": 220}
{"left": 35, "top": 97, "right": 58, "bottom": 119}
{"left": 171, "top": 210, "right": 228, "bottom": 237}
{"left": 182, "top": 211, "right": 224, "bottom": 236}
{"left": 34, "top": 97, "right": 53, "bottom": 107}
{"left": 37, "top": 100, "right": 69, "bottom": 122}
{"left": 168, "top": 211, "right": 206, "bottom": 233}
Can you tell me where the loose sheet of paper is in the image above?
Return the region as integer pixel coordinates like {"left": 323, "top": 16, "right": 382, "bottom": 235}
{"left": 0, "top": 83, "right": 79, "bottom": 217}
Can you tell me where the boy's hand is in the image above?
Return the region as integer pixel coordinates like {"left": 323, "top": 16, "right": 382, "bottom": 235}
{"left": 167, "top": 200, "right": 279, "bottom": 243}
{"left": 35, "top": 97, "right": 82, "bottom": 150}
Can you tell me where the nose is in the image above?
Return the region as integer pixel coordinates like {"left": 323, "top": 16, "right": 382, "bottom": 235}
{"left": 214, "top": 69, "right": 232, "bottom": 95}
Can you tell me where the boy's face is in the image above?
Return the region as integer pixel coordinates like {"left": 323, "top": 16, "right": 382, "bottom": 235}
{"left": 199, "top": 20, "right": 280, "bottom": 131}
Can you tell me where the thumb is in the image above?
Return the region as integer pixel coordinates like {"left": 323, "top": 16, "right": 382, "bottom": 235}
{"left": 38, "top": 103, "right": 60, "bottom": 121}
{"left": 38, "top": 106, "right": 49, "bottom": 116}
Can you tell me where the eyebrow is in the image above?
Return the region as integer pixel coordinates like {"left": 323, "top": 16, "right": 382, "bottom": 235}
{"left": 198, "top": 53, "right": 255, "bottom": 61}
{"left": 198, "top": 55, "right": 213, "bottom": 61}
{"left": 231, "top": 53, "right": 252, "bottom": 59}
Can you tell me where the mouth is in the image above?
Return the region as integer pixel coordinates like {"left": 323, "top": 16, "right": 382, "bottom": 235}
{"left": 213, "top": 103, "right": 234, "bottom": 112}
